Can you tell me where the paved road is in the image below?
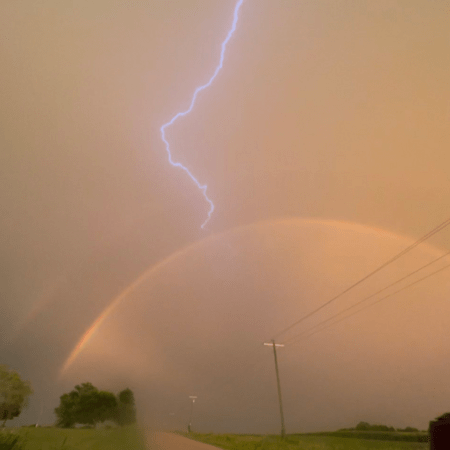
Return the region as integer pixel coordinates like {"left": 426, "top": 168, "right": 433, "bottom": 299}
{"left": 146, "top": 432, "right": 222, "bottom": 450}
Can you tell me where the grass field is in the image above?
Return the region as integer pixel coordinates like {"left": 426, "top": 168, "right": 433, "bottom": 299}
{"left": 0, "top": 427, "right": 430, "bottom": 450}
{"left": 183, "top": 432, "right": 430, "bottom": 450}
{"left": 0, "top": 425, "right": 147, "bottom": 450}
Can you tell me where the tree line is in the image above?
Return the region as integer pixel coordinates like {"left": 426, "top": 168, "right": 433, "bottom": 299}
{"left": 55, "top": 382, "right": 136, "bottom": 428}
{"left": 1, "top": 363, "right": 448, "bottom": 433}
{"left": 1, "top": 364, "right": 136, "bottom": 428}
{"left": 339, "top": 421, "right": 419, "bottom": 432}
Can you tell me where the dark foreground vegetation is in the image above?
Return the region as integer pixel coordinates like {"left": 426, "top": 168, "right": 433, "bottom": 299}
{"left": 0, "top": 425, "right": 146, "bottom": 450}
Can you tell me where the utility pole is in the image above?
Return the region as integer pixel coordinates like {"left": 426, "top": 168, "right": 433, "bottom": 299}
{"left": 264, "top": 340, "right": 286, "bottom": 439}
{"left": 188, "top": 396, "right": 197, "bottom": 433}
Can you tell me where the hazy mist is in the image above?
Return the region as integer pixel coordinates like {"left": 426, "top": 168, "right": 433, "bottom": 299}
{"left": 1, "top": 0, "right": 449, "bottom": 433}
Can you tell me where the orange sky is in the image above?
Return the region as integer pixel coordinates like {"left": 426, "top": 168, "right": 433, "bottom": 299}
{"left": 1, "top": 0, "right": 449, "bottom": 432}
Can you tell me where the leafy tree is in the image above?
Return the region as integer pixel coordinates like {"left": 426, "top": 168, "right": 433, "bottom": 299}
{"left": 93, "top": 391, "right": 118, "bottom": 424}
{"left": 435, "top": 412, "right": 450, "bottom": 421}
{"left": 116, "top": 388, "right": 136, "bottom": 426}
{"left": 118, "top": 388, "right": 134, "bottom": 405}
{"left": 55, "top": 383, "right": 137, "bottom": 428}
{"left": 76, "top": 383, "right": 117, "bottom": 426}
{"left": 355, "top": 421, "right": 371, "bottom": 431}
{"left": 0, "top": 365, "right": 33, "bottom": 427}
{"left": 428, "top": 412, "right": 450, "bottom": 433}
{"left": 55, "top": 388, "right": 81, "bottom": 428}
{"left": 55, "top": 383, "right": 117, "bottom": 428}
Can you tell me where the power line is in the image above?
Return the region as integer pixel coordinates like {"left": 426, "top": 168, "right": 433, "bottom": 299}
{"left": 203, "top": 223, "right": 450, "bottom": 398}
{"left": 171, "top": 220, "right": 450, "bottom": 424}
{"left": 283, "top": 249, "right": 450, "bottom": 345}
{"left": 286, "top": 261, "right": 450, "bottom": 347}
{"left": 272, "top": 216, "right": 450, "bottom": 340}
{"left": 173, "top": 260, "right": 450, "bottom": 430}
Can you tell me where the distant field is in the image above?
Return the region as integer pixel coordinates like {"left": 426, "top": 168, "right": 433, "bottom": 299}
{"left": 183, "top": 432, "right": 429, "bottom": 450}
{"left": 306, "top": 431, "right": 429, "bottom": 443}
{"left": 0, "top": 425, "right": 147, "bottom": 450}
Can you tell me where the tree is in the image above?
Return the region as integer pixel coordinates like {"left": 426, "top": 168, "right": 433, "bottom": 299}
{"left": 435, "top": 413, "right": 450, "bottom": 421}
{"left": 118, "top": 388, "right": 134, "bottom": 405}
{"left": 55, "top": 383, "right": 117, "bottom": 428}
{"left": 116, "top": 388, "right": 136, "bottom": 426}
{"left": 0, "top": 365, "right": 33, "bottom": 427}
{"left": 75, "top": 383, "right": 117, "bottom": 426}
{"left": 93, "top": 391, "right": 118, "bottom": 424}
{"left": 428, "top": 412, "right": 450, "bottom": 433}
{"left": 54, "top": 391, "right": 78, "bottom": 428}
{"left": 355, "top": 421, "right": 371, "bottom": 431}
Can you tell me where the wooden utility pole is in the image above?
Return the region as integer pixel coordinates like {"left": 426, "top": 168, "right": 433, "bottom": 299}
{"left": 264, "top": 340, "right": 286, "bottom": 439}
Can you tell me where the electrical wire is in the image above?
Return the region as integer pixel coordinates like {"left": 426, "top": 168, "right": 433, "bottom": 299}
{"left": 272, "top": 216, "right": 450, "bottom": 340}
{"left": 283, "top": 249, "right": 450, "bottom": 344}
{"left": 286, "top": 261, "right": 450, "bottom": 347}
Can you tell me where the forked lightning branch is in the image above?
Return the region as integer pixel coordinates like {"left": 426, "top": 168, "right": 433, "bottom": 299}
{"left": 160, "top": 0, "right": 245, "bottom": 229}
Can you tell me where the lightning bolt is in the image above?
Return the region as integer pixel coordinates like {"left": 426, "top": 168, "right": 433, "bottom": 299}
{"left": 160, "top": 0, "right": 245, "bottom": 230}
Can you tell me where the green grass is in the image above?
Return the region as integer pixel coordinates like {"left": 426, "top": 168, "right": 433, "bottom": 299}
{"left": 0, "top": 425, "right": 147, "bottom": 450}
{"left": 183, "top": 432, "right": 430, "bottom": 450}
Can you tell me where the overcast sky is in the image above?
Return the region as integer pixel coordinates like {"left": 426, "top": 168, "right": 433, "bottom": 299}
{"left": 1, "top": 0, "right": 450, "bottom": 433}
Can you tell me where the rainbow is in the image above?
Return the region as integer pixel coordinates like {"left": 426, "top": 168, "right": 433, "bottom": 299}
{"left": 59, "top": 217, "right": 442, "bottom": 377}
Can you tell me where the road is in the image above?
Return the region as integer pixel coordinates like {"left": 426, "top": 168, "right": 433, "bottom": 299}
{"left": 146, "top": 432, "right": 222, "bottom": 450}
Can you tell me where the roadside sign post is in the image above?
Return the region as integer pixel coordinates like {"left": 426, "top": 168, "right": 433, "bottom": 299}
{"left": 188, "top": 396, "right": 197, "bottom": 433}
